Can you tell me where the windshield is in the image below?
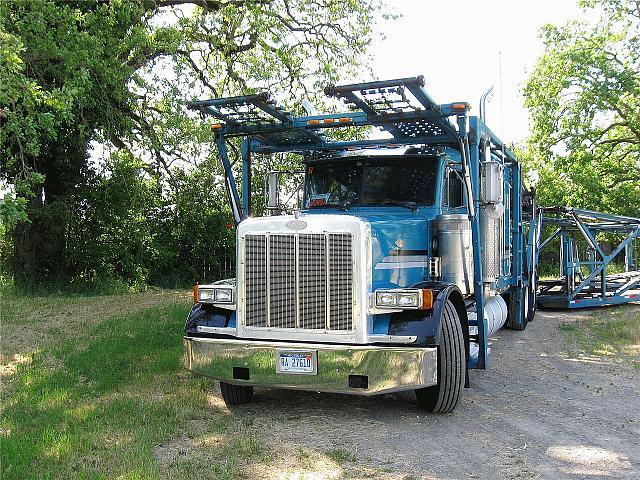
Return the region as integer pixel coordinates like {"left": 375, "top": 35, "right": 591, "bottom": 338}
{"left": 303, "top": 157, "right": 439, "bottom": 208}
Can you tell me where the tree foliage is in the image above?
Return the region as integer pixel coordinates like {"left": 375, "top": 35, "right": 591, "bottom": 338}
{"left": 523, "top": 0, "right": 640, "bottom": 216}
{"left": 0, "top": 0, "right": 384, "bottom": 289}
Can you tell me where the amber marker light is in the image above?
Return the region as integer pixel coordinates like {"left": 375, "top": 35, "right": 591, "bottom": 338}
{"left": 193, "top": 284, "right": 199, "bottom": 303}
{"left": 211, "top": 123, "right": 223, "bottom": 130}
{"left": 452, "top": 103, "right": 468, "bottom": 111}
{"left": 421, "top": 289, "right": 434, "bottom": 310}
{"left": 307, "top": 119, "right": 321, "bottom": 125}
{"left": 339, "top": 117, "right": 352, "bottom": 123}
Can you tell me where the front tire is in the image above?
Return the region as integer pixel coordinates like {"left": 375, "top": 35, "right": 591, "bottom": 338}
{"left": 415, "top": 300, "right": 465, "bottom": 413}
{"left": 220, "top": 382, "right": 254, "bottom": 406}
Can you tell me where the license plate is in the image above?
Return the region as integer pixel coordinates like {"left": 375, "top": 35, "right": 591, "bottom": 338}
{"left": 276, "top": 350, "right": 317, "bottom": 375}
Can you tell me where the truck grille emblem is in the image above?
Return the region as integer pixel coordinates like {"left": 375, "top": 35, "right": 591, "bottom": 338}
{"left": 286, "top": 220, "right": 307, "bottom": 230}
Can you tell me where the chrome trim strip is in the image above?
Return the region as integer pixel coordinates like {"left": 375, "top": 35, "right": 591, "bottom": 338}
{"left": 367, "top": 334, "right": 418, "bottom": 344}
{"left": 196, "top": 303, "right": 236, "bottom": 311}
{"left": 184, "top": 336, "right": 437, "bottom": 395}
{"left": 196, "top": 326, "right": 237, "bottom": 334}
{"left": 374, "top": 262, "right": 430, "bottom": 270}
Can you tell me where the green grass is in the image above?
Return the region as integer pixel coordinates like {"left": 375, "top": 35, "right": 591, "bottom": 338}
{"left": 326, "top": 448, "right": 357, "bottom": 464}
{"left": 560, "top": 306, "right": 640, "bottom": 358}
{"left": 537, "top": 261, "right": 628, "bottom": 281}
{"left": 0, "top": 294, "right": 269, "bottom": 479}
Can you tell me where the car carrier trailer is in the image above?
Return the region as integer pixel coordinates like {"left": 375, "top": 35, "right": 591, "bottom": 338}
{"left": 535, "top": 207, "right": 640, "bottom": 308}
{"left": 182, "top": 75, "right": 637, "bottom": 413}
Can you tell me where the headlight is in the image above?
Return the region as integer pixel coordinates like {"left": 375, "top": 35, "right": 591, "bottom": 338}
{"left": 375, "top": 291, "right": 397, "bottom": 307}
{"left": 195, "top": 286, "right": 234, "bottom": 304}
{"left": 198, "top": 288, "right": 216, "bottom": 302}
{"left": 397, "top": 292, "right": 420, "bottom": 307}
{"left": 373, "top": 289, "right": 432, "bottom": 310}
{"left": 214, "top": 288, "right": 233, "bottom": 303}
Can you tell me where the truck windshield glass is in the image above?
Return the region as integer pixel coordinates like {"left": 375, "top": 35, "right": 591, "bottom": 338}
{"left": 304, "top": 158, "right": 438, "bottom": 208}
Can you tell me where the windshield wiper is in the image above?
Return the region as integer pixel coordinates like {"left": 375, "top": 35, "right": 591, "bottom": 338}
{"left": 380, "top": 200, "right": 418, "bottom": 211}
{"left": 308, "top": 202, "right": 351, "bottom": 211}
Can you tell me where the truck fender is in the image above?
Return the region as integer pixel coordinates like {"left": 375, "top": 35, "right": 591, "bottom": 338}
{"left": 427, "top": 283, "right": 469, "bottom": 361}
{"left": 185, "top": 303, "right": 235, "bottom": 336}
{"left": 387, "top": 282, "right": 469, "bottom": 374}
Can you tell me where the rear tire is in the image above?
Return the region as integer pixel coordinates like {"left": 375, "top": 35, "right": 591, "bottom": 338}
{"left": 526, "top": 280, "right": 537, "bottom": 323}
{"left": 415, "top": 300, "right": 465, "bottom": 414}
{"left": 220, "top": 382, "right": 254, "bottom": 406}
{"left": 505, "top": 286, "right": 528, "bottom": 331}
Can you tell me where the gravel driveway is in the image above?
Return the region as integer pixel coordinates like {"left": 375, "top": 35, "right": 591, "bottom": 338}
{"left": 229, "top": 305, "right": 640, "bottom": 479}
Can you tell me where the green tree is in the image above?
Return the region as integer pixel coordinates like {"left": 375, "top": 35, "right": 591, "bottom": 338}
{"left": 0, "top": 0, "right": 384, "bottom": 288}
{"left": 523, "top": 0, "right": 640, "bottom": 216}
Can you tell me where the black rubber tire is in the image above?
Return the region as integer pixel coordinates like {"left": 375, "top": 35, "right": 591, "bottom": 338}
{"left": 220, "top": 382, "right": 254, "bottom": 406}
{"left": 415, "top": 300, "right": 465, "bottom": 414}
{"left": 505, "top": 286, "right": 528, "bottom": 331}
{"left": 526, "top": 279, "right": 537, "bottom": 323}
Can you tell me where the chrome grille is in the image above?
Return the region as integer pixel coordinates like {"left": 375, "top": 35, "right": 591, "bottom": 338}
{"left": 269, "top": 235, "right": 296, "bottom": 328}
{"left": 299, "top": 234, "right": 327, "bottom": 329}
{"left": 245, "top": 235, "right": 267, "bottom": 326}
{"left": 243, "top": 232, "right": 353, "bottom": 331}
{"left": 329, "top": 234, "right": 353, "bottom": 330}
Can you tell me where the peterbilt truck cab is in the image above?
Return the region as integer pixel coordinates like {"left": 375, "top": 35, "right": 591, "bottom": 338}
{"left": 184, "top": 76, "right": 537, "bottom": 413}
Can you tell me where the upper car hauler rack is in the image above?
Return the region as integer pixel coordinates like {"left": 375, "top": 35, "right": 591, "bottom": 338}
{"left": 188, "top": 75, "right": 531, "bottom": 370}
{"left": 534, "top": 207, "right": 640, "bottom": 308}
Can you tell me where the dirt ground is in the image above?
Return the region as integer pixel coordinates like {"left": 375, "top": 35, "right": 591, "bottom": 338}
{"left": 207, "top": 305, "right": 640, "bottom": 479}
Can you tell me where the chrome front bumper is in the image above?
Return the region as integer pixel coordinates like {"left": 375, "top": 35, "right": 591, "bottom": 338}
{"left": 183, "top": 336, "right": 438, "bottom": 395}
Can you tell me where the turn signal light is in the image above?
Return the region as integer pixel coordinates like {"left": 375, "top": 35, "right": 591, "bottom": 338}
{"left": 421, "top": 289, "right": 434, "bottom": 310}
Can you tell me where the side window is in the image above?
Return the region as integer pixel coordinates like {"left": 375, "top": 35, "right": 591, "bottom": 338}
{"left": 444, "top": 167, "right": 464, "bottom": 207}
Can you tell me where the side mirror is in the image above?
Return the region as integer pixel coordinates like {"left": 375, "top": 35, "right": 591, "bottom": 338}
{"left": 265, "top": 170, "right": 306, "bottom": 214}
{"left": 266, "top": 172, "right": 280, "bottom": 209}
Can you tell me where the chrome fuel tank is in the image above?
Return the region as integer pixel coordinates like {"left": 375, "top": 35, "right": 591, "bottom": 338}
{"left": 435, "top": 214, "right": 474, "bottom": 295}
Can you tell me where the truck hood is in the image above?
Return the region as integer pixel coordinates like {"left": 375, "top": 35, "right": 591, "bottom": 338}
{"left": 302, "top": 208, "right": 435, "bottom": 288}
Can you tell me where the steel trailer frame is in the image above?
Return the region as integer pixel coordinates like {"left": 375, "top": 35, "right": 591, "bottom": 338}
{"left": 534, "top": 207, "right": 640, "bottom": 308}
{"left": 188, "top": 75, "right": 531, "bottom": 370}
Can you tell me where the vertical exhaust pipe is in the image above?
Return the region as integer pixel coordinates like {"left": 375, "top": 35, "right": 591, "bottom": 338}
{"left": 479, "top": 85, "right": 494, "bottom": 122}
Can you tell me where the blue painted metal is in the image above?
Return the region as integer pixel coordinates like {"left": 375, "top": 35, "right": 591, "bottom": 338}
{"left": 536, "top": 207, "right": 640, "bottom": 308}
{"left": 511, "top": 160, "right": 525, "bottom": 328}
{"left": 465, "top": 116, "right": 488, "bottom": 368}
{"left": 215, "top": 136, "right": 244, "bottom": 225}
{"left": 241, "top": 138, "right": 251, "bottom": 216}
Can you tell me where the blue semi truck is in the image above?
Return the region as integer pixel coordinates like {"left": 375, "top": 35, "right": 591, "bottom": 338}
{"left": 183, "top": 76, "right": 640, "bottom": 413}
